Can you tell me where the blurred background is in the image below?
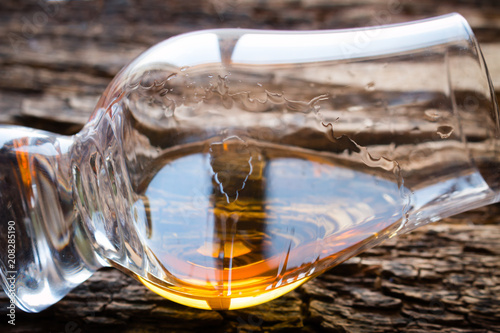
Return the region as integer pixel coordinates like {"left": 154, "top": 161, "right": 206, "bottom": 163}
{"left": 0, "top": 1, "right": 499, "bottom": 332}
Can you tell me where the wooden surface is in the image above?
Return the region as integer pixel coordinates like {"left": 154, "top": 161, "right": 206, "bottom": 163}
{"left": 0, "top": 1, "right": 499, "bottom": 332}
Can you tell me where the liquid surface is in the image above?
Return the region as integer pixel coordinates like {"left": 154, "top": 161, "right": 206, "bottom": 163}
{"left": 136, "top": 137, "right": 406, "bottom": 310}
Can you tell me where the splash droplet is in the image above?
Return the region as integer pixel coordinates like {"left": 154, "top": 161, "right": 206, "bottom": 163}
{"left": 437, "top": 125, "right": 454, "bottom": 139}
{"left": 209, "top": 136, "right": 253, "bottom": 203}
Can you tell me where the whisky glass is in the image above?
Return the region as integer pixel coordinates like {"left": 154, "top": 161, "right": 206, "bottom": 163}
{"left": 0, "top": 13, "right": 498, "bottom": 312}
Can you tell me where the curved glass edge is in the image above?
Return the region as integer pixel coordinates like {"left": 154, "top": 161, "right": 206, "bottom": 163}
{"left": 401, "top": 14, "right": 500, "bottom": 234}
{"left": 92, "top": 13, "right": 478, "bottom": 114}
{"left": 449, "top": 15, "right": 500, "bottom": 200}
{"left": 129, "top": 13, "right": 472, "bottom": 67}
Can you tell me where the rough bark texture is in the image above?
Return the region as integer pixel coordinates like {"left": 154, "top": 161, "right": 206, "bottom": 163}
{"left": 0, "top": 1, "right": 499, "bottom": 332}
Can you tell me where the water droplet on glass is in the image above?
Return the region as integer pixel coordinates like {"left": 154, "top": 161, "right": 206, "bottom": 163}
{"left": 166, "top": 73, "right": 177, "bottom": 81}
{"left": 437, "top": 125, "right": 454, "bottom": 139}
{"left": 424, "top": 109, "right": 441, "bottom": 122}
{"left": 266, "top": 90, "right": 284, "bottom": 104}
{"left": 180, "top": 66, "right": 189, "bottom": 72}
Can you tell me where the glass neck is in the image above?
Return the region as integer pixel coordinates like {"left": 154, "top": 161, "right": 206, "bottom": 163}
{"left": 0, "top": 126, "right": 100, "bottom": 312}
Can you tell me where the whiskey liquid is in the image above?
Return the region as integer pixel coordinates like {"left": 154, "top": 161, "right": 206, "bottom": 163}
{"left": 134, "top": 136, "right": 406, "bottom": 310}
